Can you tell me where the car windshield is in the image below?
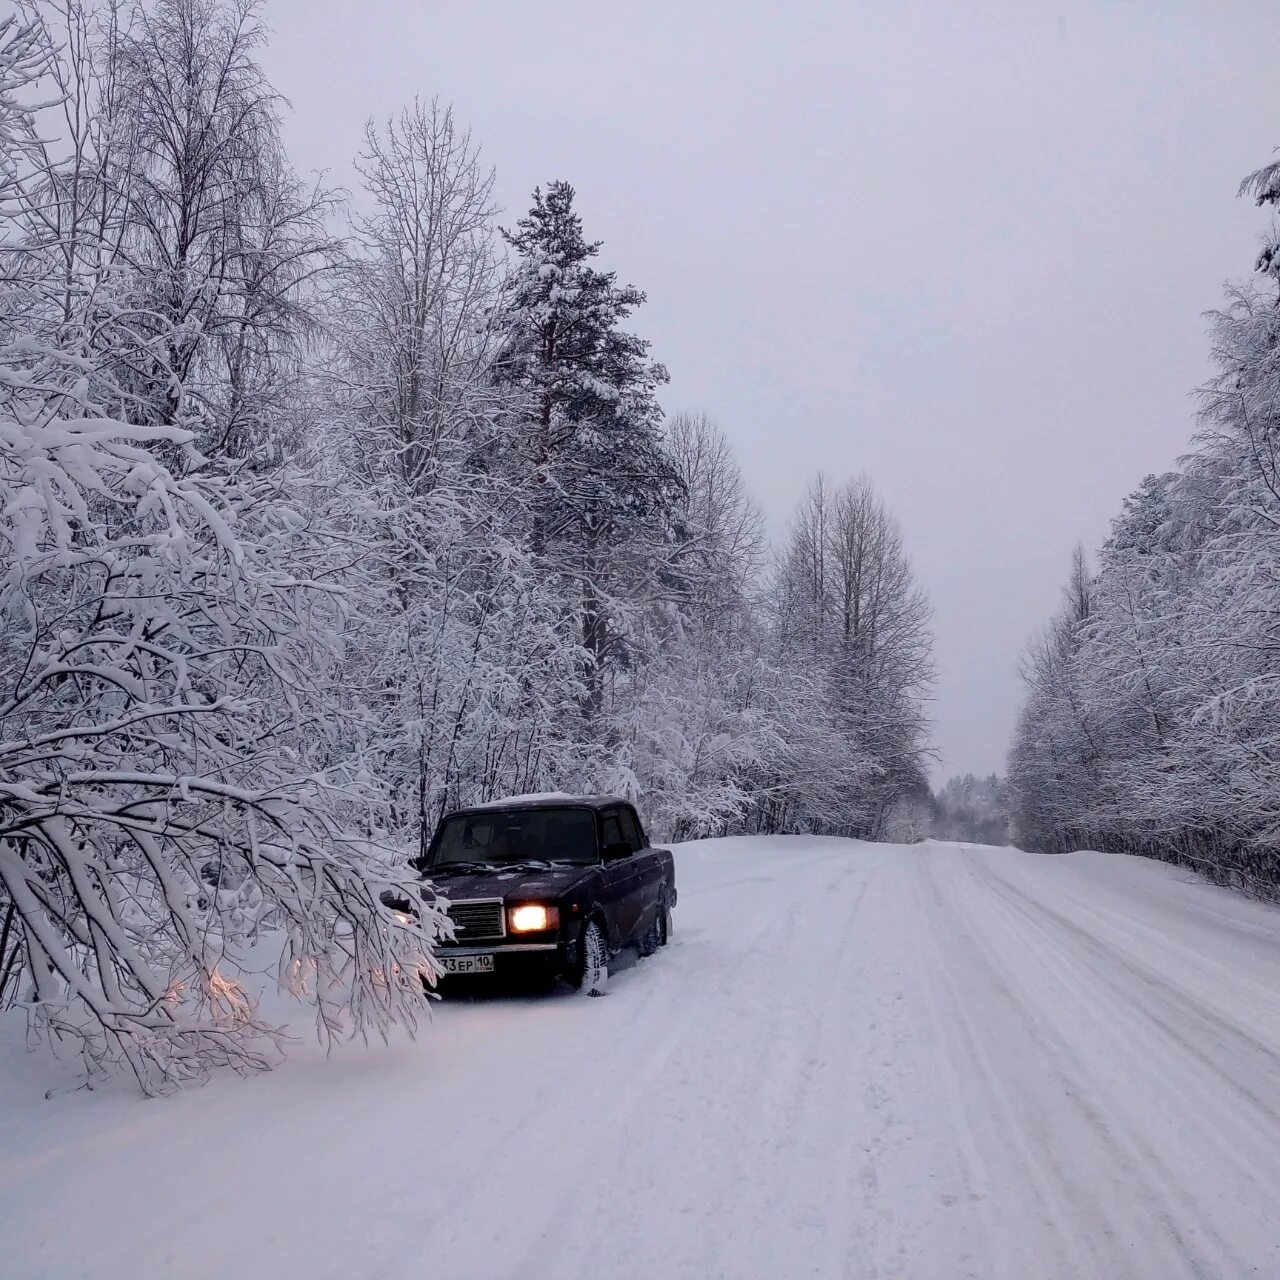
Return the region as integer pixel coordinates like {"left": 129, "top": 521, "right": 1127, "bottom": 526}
{"left": 430, "top": 807, "right": 599, "bottom": 868}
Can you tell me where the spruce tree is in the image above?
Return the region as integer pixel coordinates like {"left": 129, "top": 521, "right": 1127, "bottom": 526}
{"left": 496, "top": 181, "right": 678, "bottom": 716}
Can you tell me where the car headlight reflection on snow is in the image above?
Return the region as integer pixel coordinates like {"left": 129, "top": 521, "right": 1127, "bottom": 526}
{"left": 509, "top": 903, "right": 559, "bottom": 933}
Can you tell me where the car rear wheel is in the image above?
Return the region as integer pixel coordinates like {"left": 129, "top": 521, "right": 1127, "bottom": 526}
{"left": 640, "top": 891, "right": 670, "bottom": 957}
{"left": 574, "top": 919, "right": 608, "bottom": 997}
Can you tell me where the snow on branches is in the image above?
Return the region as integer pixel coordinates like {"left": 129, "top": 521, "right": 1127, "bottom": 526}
{"left": 1007, "top": 152, "right": 1280, "bottom": 895}
{"left": 0, "top": 327, "right": 440, "bottom": 1096}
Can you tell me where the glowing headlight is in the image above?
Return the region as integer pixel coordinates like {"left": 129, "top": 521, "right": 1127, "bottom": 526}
{"left": 509, "top": 903, "right": 559, "bottom": 933}
{"left": 392, "top": 910, "right": 413, "bottom": 925}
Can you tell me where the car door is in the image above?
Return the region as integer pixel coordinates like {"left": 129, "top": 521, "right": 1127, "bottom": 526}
{"left": 619, "top": 805, "right": 664, "bottom": 933}
{"left": 598, "top": 807, "right": 644, "bottom": 944}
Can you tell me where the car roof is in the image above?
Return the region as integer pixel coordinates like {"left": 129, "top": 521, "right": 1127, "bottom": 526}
{"left": 444, "top": 793, "right": 632, "bottom": 819}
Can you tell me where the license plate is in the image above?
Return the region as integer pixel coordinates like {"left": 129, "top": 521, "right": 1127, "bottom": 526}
{"left": 438, "top": 954, "right": 495, "bottom": 976}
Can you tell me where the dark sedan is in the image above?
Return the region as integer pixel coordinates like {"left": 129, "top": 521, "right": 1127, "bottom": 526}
{"left": 403, "top": 794, "right": 676, "bottom": 996}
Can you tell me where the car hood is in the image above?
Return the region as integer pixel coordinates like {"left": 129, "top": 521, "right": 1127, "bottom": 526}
{"left": 419, "top": 863, "right": 595, "bottom": 903}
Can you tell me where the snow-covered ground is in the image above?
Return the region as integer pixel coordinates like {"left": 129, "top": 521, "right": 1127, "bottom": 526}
{"left": 4, "top": 836, "right": 1280, "bottom": 1279}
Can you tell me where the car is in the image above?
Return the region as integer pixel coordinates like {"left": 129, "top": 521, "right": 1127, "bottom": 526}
{"left": 395, "top": 793, "right": 676, "bottom": 996}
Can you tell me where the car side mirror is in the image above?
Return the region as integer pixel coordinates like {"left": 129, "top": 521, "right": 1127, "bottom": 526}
{"left": 603, "top": 841, "right": 630, "bottom": 861}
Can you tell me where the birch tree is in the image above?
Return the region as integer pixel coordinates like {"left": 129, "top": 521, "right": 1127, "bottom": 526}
{"left": 768, "top": 474, "right": 934, "bottom": 836}
{"left": 0, "top": 4, "right": 441, "bottom": 1090}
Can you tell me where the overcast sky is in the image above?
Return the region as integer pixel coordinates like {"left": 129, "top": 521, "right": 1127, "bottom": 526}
{"left": 262, "top": 0, "right": 1278, "bottom": 781}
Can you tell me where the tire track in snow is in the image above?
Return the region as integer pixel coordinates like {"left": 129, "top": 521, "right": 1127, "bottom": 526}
{"left": 963, "top": 856, "right": 1280, "bottom": 1274}
{"left": 984, "top": 857, "right": 1280, "bottom": 1113}
{"left": 317, "top": 867, "right": 780, "bottom": 1279}
{"left": 925, "top": 854, "right": 1249, "bottom": 1278}
{"left": 373, "top": 859, "right": 815, "bottom": 1280}
{"left": 535, "top": 850, "right": 887, "bottom": 1280}
{"left": 910, "top": 854, "right": 1109, "bottom": 1278}
{"left": 976, "top": 858, "right": 1280, "bottom": 1156}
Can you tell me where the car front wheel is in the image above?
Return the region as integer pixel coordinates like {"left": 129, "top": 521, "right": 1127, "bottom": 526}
{"left": 574, "top": 919, "right": 609, "bottom": 997}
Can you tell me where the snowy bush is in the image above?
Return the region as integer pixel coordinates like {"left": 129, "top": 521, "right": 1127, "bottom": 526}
{"left": 0, "top": 347, "right": 442, "bottom": 1091}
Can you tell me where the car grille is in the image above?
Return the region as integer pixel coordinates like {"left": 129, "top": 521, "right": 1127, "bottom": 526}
{"left": 445, "top": 898, "right": 505, "bottom": 940}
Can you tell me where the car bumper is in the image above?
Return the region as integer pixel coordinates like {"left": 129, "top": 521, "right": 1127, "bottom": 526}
{"left": 438, "top": 943, "right": 560, "bottom": 956}
{"left": 432, "top": 938, "right": 577, "bottom": 983}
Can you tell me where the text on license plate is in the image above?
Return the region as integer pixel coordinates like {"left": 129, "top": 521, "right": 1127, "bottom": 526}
{"left": 438, "top": 954, "right": 495, "bottom": 976}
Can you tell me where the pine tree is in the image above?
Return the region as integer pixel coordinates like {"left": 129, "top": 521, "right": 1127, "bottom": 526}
{"left": 495, "top": 180, "right": 677, "bottom": 717}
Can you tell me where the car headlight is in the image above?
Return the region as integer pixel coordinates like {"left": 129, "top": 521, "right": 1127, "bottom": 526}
{"left": 509, "top": 903, "right": 559, "bottom": 933}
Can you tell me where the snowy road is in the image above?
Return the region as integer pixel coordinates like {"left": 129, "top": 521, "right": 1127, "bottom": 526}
{"left": 5, "top": 837, "right": 1280, "bottom": 1279}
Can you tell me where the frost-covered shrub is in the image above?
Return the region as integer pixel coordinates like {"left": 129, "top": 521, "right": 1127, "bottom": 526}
{"left": 0, "top": 347, "right": 443, "bottom": 1092}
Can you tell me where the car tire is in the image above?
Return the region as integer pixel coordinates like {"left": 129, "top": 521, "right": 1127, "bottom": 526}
{"left": 575, "top": 919, "right": 609, "bottom": 997}
{"left": 640, "top": 890, "right": 669, "bottom": 957}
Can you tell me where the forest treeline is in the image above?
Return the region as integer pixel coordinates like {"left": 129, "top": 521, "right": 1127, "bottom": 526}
{"left": 928, "top": 774, "right": 1008, "bottom": 846}
{"left": 1008, "top": 155, "right": 1280, "bottom": 897}
{"left": 0, "top": 1, "right": 932, "bottom": 1087}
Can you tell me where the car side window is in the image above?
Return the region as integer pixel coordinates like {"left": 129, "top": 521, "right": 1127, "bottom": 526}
{"left": 618, "top": 807, "right": 645, "bottom": 852}
{"left": 600, "top": 811, "right": 626, "bottom": 856}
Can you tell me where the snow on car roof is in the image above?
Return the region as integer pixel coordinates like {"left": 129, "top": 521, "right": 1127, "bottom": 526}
{"left": 453, "top": 792, "right": 629, "bottom": 813}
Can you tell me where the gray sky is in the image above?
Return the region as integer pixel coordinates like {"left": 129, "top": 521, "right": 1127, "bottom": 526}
{"left": 262, "top": 0, "right": 1279, "bottom": 781}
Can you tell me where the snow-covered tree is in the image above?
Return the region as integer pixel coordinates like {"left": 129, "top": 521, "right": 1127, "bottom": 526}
{"left": 0, "top": 3, "right": 441, "bottom": 1091}
{"left": 103, "top": 0, "right": 336, "bottom": 457}
{"left": 614, "top": 412, "right": 777, "bottom": 838}
{"left": 764, "top": 474, "right": 934, "bottom": 837}
{"left": 930, "top": 774, "right": 1008, "bottom": 844}
{"left": 494, "top": 180, "right": 679, "bottom": 720}
{"left": 1008, "top": 150, "right": 1280, "bottom": 895}
{"left": 317, "top": 102, "right": 592, "bottom": 852}
{"left": 0, "top": 337, "right": 443, "bottom": 1094}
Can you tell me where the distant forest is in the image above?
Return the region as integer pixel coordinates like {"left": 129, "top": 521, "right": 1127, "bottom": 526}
{"left": 930, "top": 775, "right": 1009, "bottom": 846}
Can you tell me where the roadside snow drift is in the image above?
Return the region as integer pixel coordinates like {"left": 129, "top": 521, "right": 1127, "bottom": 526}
{"left": 4, "top": 837, "right": 1280, "bottom": 1279}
